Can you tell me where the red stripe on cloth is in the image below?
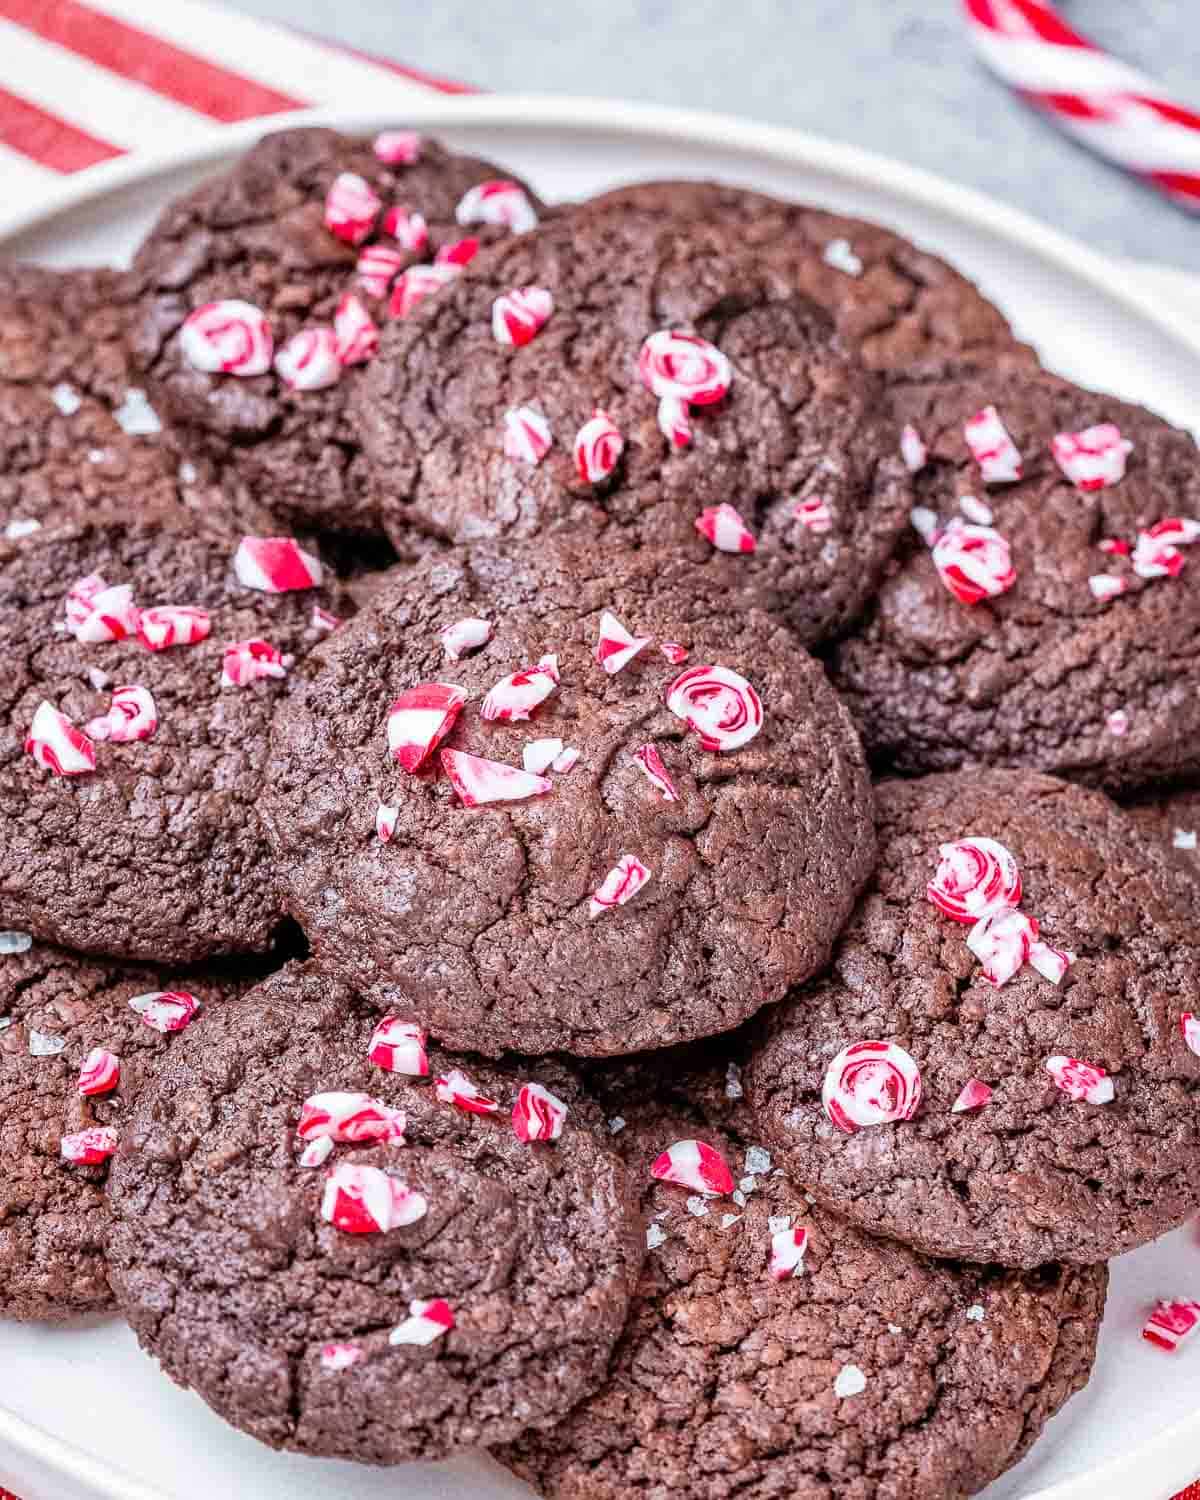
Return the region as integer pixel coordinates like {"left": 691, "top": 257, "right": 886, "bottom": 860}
{"left": 1143, "top": 168, "right": 1200, "bottom": 204}
{"left": 1021, "top": 88, "right": 1114, "bottom": 121}
{"left": 1130, "top": 93, "right": 1200, "bottom": 133}
{"left": 294, "top": 31, "right": 478, "bottom": 94}
{"left": 0, "top": 0, "right": 307, "bottom": 121}
{"left": 963, "top": 0, "right": 1089, "bottom": 48}
{"left": 0, "top": 82, "right": 123, "bottom": 170}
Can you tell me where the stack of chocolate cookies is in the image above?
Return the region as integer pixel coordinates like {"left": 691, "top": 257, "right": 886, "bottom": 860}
{"left": 4, "top": 125, "right": 1199, "bottom": 1500}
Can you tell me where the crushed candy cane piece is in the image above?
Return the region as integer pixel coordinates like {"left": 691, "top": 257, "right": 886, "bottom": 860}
{"left": 51, "top": 382, "right": 81, "bottom": 414}
{"left": 78, "top": 1048, "right": 120, "bottom": 1096}
{"left": 180, "top": 300, "right": 272, "bottom": 376}
{"left": 1174, "top": 830, "right": 1198, "bottom": 851}
{"left": 25, "top": 702, "right": 95, "bottom": 776}
{"left": 85, "top": 667, "right": 110, "bottom": 691}
{"left": 513, "top": 1082, "right": 569, "bottom": 1142}
{"left": 1029, "top": 940, "right": 1075, "bottom": 985}
{"left": 660, "top": 640, "right": 689, "bottom": 665}
{"left": 686, "top": 1195, "right": 709, "bottom": 1217}
{"left": 299, "top": 1136, "right": 334, "bottom": 1169}
{"left": 1180, "top": 1013, "right": 1200, "bottom": 1058}
{"left": 574, "top": 410, "right": 624, "bottom": 482}
{"left": 61, "top": 1127, "right": 117, "bottom": 1166}
{"left": 333, "top": 293, "right": 379, "bottom": 366}
{"left": 523, "top": 738, "right": 563, "bottom": 775}
{"left": 502, "top": 405, "right": 552, "bottom": 465}
{"left": 222, "top": 639, "right": 287, "bottom": 687}
{"left": 744, "top": 1146, "right": 771, "bottom": 1174}
{"left": 356, "top": 243, "right": 406, "bottom": 298}
{"left": 66, "top": 575, "right": 138, "bottom": 644}
{"left": 657, "top": 394, "right": 692, "bottom": 448}
{"left": 129, "top": 990, "right": 201, "bottom": 1033}
{"left": 666, "top": 663, "right": 763, "bottom": 752}
{"left": 967, "top": 907, "right": 1038, "bottom": 987}
{"left": 927, "top": 838, "right": 1021, "bottom": 924}
{"left": 823, "top": 238, "right": 863, "bottom": 275}
{"left": 1142, "top": 1300, "right": 1200, "bottom": 1352}
{"left": 834, "top": 1363, "right": 867, "bottom": 1398}
{"left": 932, "top": 519, "right": 1016, "bottom": 605}
{"left": 646, "top": 1223, "right": 667, "bottom": 1249}
{"left": 589, "top": 854, "right": 651, "bottom": 918}
{"left": 274, "top": 327, "right": 341, "bottom": 390}
{"left": 320, "top": 1163, "right": 427, "bottom": 1234}
{"left": 436, "top": 237, "right": 479, "bottom": 267}
{"left": 492, "top": 285, "right": 553, "bottom": 346}
{"left": 114, "top": 388, "right": 160, "bottom": 435}
{"left": 441, "top": 616, "right": 492, "bottom": 661}
{"left": 137, "top": 605, "right": 210, "bottom": 651}
{"left": 389, "top": 1298, "right": 455, "bottom": 1347}
{"left": 441, "top": 749, "right": 552, "bottom": 807}
{"left": 951, "top": 1078, "right": 993, "bottom": 1113}
{"left": 380, "top": 205, "right": 428, "bottom": 253}
{"left": 387, "top": 682, "right": 468, "bottom": 772}
{"left": 374, "top": 129, "right": 421, "bottom": 164}
{"left": 1088, "top": 574, "right": 1129, "bottom": 602}
{"left": 768, "top": 1226, "right": 810, "bottom": 1280}
{"left": 1107, "top": 709, "right": 1130, "bottom": 737}
{"left": 552, "top": 746, "right": 580, "bottom": 773}
{"left": 1132, "top": 518, "right": 1200, "bottom": 580}
{"left": 695, "top": 502, "right": 756, "bottom": 554}
{"left": 966, "top": 1305, "right": 986, "bottom": 1322}
{"left": 434, "top": 1068, "right": 499, "bottom": 1114}
{"left": 312, "top": 603, "right": 340, "bottom": 633}
{"left": 29, "top": 1030, "right": 66, "bottom": 1056}
{"left": 595, "top": 609, "right": 650, "bottom": 674}
{"left": 910, "top": 506, "right": 940, "bottom": 545}
{"left": 964, "top": 405, "right": 1022, "bottom": 483}
{"left": 481, "top": 657, "right": 559, "bottom": 721}
{"left": 638, "top": 329, "right": 732, "bottom": 406}
{"left": 1045, "top": 1055, "right": 1114, "bottom": 1104}
{"left": 84, "top": 685, "right": 157, "bottom": 744}
{"left": 376, "top": 803, "right": 398, "bottom": 842}
{"left": 298, "top": 1091, "right": 406, "bottom": 1145}
{"left": 1099, "top": 537, "right": 1131, "bottom": 556}
{"left": 958, "top": 494, "right": 993, "bottom": 525}
{"left": 4, "top": 518, "right": 40, "bottom": 539}
{"left": 390, "top": 262, "right": 459, "bottom": 318}
{"left": 633, "top": 744, "right": 678, "bottom": 802}
{"left": 651, "top": 1139, "right": 734, "bottom": 1196}
{"left": 0, "top": 932, "right": 32, "bottom": 955}
{"left": 324, "top": 171, "right": 380, "bottom": 244}
{"left": 320, "top": 1342, "right": 363, "bottom": 1371}
{"left": 794, "top": 495, "right": 833, "bottom": 533}
{"left": 1052, "top": 424, "right": 1133, "bottom": 491}
{"left": 900, "top": 423, "right": 928, "bottom": 473}
{"left": 234, "top": 536, "right": 323, "bottom": 593}
{"left": 456, "top": 179, "right": 538, "bottom": 233}
{"left": 823, "top": 1041, "right": 922, "bottom": 1134}
{"left": 368, "top": 1018, "right": 428, "bottom": 1076}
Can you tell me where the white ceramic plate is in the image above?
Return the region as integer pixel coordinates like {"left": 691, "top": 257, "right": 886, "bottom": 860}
{"left": 2, "top": 95, "right": 1199, "bottom": 1500}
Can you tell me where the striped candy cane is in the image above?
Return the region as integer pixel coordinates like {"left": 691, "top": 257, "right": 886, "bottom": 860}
{"left": 963, "top": 0, "right": 1200, "bottom": 211}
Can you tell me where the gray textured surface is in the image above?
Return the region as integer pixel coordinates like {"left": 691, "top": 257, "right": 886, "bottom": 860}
{"left": 229, "top": 0, "right": 1199, "bottom": 266}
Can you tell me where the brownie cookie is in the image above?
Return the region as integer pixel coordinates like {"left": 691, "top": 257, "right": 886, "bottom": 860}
{"left": 107, "top": 962, "right": 643, "bottom": 1463}
{"left": 502, "top": 1064, "right": 1105, "bottom": 1500}
{"left": 354, "top": 208, "right": 912, "bottom": 647}
{"left": 745, "top": 770, "right": 1200, "bottom": 1268}
{"left": 129, "top": 126, "right": 543, "bottom": 534}
{"left": 583, "top": 179, "right": 1032, "bottom": 372}
{"left": 0, "top": 507, "right": 342, "bottom": 961}
{"left": 0, "top": 936, "right": 257, "bottom": 1321}
{"left": 263, "top": 537, "right": 876, "bottom": 1056}
{"left": 830, "top": 365, "right": 1200, "bottom": 792}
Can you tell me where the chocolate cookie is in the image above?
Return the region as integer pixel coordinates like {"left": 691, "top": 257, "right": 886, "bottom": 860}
{"left": 502, "top": 1063, "right": 1105, "bottom": 1500}
{"left": 129, "top": 126, "right": 543, "bottom": 534}
{"left": 0, "top": 935, "right": 257, "bottom": 1321}
{"left": 0, "top": 507, "right": 342, "bottom": 961}
{"left": 263, "top": 537, "right": 876, "bottom": 1056}
{"left": 583, "top": 179, "right": 1032, "bottom": 372}
{"left": 744, "top": 770, "right": 1200, "bottom": 1267}
{"left": 107, "top": 962, "right": 643, "bottom": 1463}
{"left": 830, "top": 365, "right": 1200, "bottom": 792}
{"left": 353, "top": 207, "right": 912, "bottom": 647}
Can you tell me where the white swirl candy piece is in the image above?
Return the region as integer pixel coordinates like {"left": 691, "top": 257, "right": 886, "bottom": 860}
{"left": 502, "top": 405, "right": 552, "bottom": 465}
{"left": 300, "top": 1137, "right": 334, "bottom": 1169}
{"left": 333, "top": 293, "right": 380, "bottom": 366}
{"left": 61, "top": 1127, "right": 118, "bottom": 1165}
{"left": 964, "top": 405, "right": 1022, "bottom": 483}
{"left": 1028, "top": 940, "right": 1075, "bottom": 986}
{"left": 1180, "top": 1012, "right": 1200, "bottom": 1058}
{"left": 137, "top": 605, "right": 211, "bottom": 651}
{"left": 387, "top": 682, "right": 468, "bottom": 772}
{"left": 222, "top": 640, "right": 288, "bottom": 688}
{"left": 78, "top": 1048, "right": 120, "bottom": 1096}
{"left": 320, "top": 1342, "right": 364, "bottom": 1371}
{"left": 931, "top": 519, "right": 1016, "bottom": 606}
{"left": 434, "top": 1067, "right": 499, "bottom": 1114}
{"left": 512, "top": 1082, "right": 569, "bottom": 1143}
{"left": 368, "top": 1017, "right": 429, "bottom": 1076}
{"left": 822, "top": 1041, "right": 922, "bottom": 1135}
{"left": 927, "top": 837, "right": 1022, "bottom": 923}
{"left": 441, "top": 616, "right": 492, "bottom": 661}
{"left": 274, "top": 328, "right": 342, "bottom": 391}
{"left": 967, "top": 908, "right": 1038, "bottom": 987}
{"left": 574, "top": 411, "right": 624, "bottom": 483}
{"left": 390, "top": 262, "right": 460, "bottom": 319}
{"left": 25, "top": 702, "right": 95, "bottom": 776}
{"left": 380, "top": 205, "right": 429, "bottom": 254}
{"left": 320, "top": 1163, "right": 427, "bottom": 1235}
{"left": 180, "top": 300, "right": 272, "bottom": 376}
{"left": 324, "top": 171, "right": 381, "bottom": 245}
{"left": 1143, "top": 1300, "right": 1200, "bottom": 1353}
{"left": 633, "top": 744, "right": 678, "bottom": 802}
{"left": 900, "top": 423, "right": 928, "bottom": 473}
{"left": 958, "top": 495, "right": 993, "bottom": 525}
{"left": 455, "top": 179, "right": 538, "bottom": 233}
{"left": 523, "top": 738, "right": 563, "bottom": 775}
{"left": 595, "top": 609, "right": 650, "bottom": 675}
{"left": 129, "top": 990, "right": 201, "bottom": 1033}
{"left": 481, "top": 656, "right": 559, "bottom": 721}
{"left": 768, "top": 1226, "right": 810, "bottom": 1281}
{"left": 66, "top": 575, "right": 139, "bottom": 643}
{"left": 695, "top": 503, "right": 756, "bottom": 554}
{"left": 794, "top": 495, "right": 832, "bottom": 534}
{"left": 1044, "top": 1055, "right": 1114, "bottom": 1105}
{"left": 1052, "top": 423, "right": 1133, "bottom": 491}
{"left": 651, "top": 1139, "right": 734, "bottom": 1195}
{"left": 84, "top": 684, "right": 158, "bottom": 744}
{"left": 298, "top": 1091, "right": 407, "bottom": 1145}
{"left": 356, "top": 244, "right": 406, "bottom": 298}
{"left": 375, "top": 802, "right": 398, "bottom": 843}
{"left": 389, "top": 1298, "right": 455, "bottom": 1347}
{"left": 951, "top": 1078, "right": 993, "bottom": 1113}
{"left": 234, "top": 536, "right": 323, "bottom": 593}
{"left": 657, "top": 395, "right": 693, "bottom": 448}
{"left": 666, "top": 664, "right": 763, "bottom": 752}
{"left": 638, "top": 330, "right": 732, "bottom": 407}
{"left": 440, "top": 750, "right": 552, "bottom": 808}
{"left": 589, "top": 855, "right": 651, "bottom": 918}
{"left": 492, "top": 286, "right": 553, "bottom": 347}
{"left": 373, "top": 129, "right": 422, "bottom": 164}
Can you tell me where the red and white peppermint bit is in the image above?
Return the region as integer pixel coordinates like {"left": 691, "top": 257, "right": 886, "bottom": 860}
{"left": 1180, "top": 1013, "right": 1200, "bottom": 1059}
{"left": 25, "top": 702, "right": 95, "bottom": 777}
{"left": 657, "top": 395, "right": 693, "bottom": 448}
{"left": 77, "top": 1047, "right": 120, "bottom": 1097}
{"left": 958, "top": 494, "right": 994, "bottom": 525}
{"left": 574, "top": 410, "right": 624, "bottom": 483}
{"left": 380, "top": 205, "right": 429, "bottom": 254}
{"left": 129, "top": 990, "right": 201, "bottom": 1033}
{"left": 523, "top": 738, "right": 563, "bottom": 775}
{"left": 822, "top": 1041, "right": 923, "bottom": 1134}
{"left": 1052, "top": 423, "right": 1133, "bottom": 491}
{"left": 512, "top": 1082, "right": 569, "bottom": 1143}
{"left": 927, "top": 837, "right": 1022, "bottom": 924}
{"left": 595, "top": 609, "right": 650, "bottom": 675}
{"left": 298, "top": 1091, "right": 407, "bottom": 1146}
{"left": 440, "top": 616, "right": 493, "bottom": 661}
{"left": 368, "top": 1017, "right": 429, "bottom": 1077}
{"left": 180, "top": 300, "right": 272, "bottom": 377}
{"left": 633, "top": 744, "right": 678, "bottom": 802}
{"left": 333, "top": 293, "right": 380, "bottom": 367}
{"left": 660, "top": 641, "right": 689, "bottom": 665}
{"left": 84, "top": 685, "right": 158, "bottom": 745}
{"left": 320, "top": 1342, "right": 364, "bottom": 1372}
{"left": 1029, "top": 940, "right": 1075, "bottom": 986}
{"left": 324, "top": 171, "right": 381, "bottom": 245}
{"left": 502, "top": 405, "right": 553, "bottom": 465}
{"left": 900, "top": 423, "right": 928, "bottom": 473}
{"left": 1132, "top": 518, "right": 1200, "bottom": 580}
{"left": 320, "top": 1163, "right": 428, "bottom": 1235}
{"left": 1107, "top": 709, "right": 1130, "bottom": 737}
{"left": 274, "top": 327, "right": 342, "bottom": 391}
{"left": 67, "top": 576, "right": 138, "bottom": 643}
{"left": 492, "top": 286, "right": 554, "bottom": 347}
{"left": 65, "top": 572, "right": 107, "bottom": 631}
{"left": 299, "top": 1136, "right": 334, "bottom": 1169}
{"left": 666, "top": 664, "right": 763, "bottom": 752}
{"left": 376, "top": 802, "right": 398, "bottom": 843}
{"left": 312, "top": 603, "right": 340, "bottom": 633}
{"left": 481, "top": 657, "right": 559, "bottom": 722}
{"left": 695, "top": 503, "right": 757, "bottom": 554}
{"left": 222, "top": 639, "right": 287, "bottom": 688}
{"left": 951, "top": 1078, "right": 993, "bottom": 1113}
{"left": 1088, "top": 574, "right": 1129, "bottom": 602}
{"left": 389, "top": 1298, "right": 455, "bottom": 1347}
{"left": 440, "top": 749, "right": 552, "bottom": 808}
{"left": 967, "top": 908, "right": 1038, "bottom": 987}
{"left": 233, "top": 536, "right": 323, "bottom": 593}
{"left": 767, "top": 1226, "right": 810, "bottom": 1281}
{"left": 373, "top": 129, "right": 421, "bottom": 164}
{"left": 61, "top": 1127, "right": 117, "bottom": 1166}
{"left": 638, "top": 330, "right": 732, "bottom": 407}
{"left": 387, "top": 681, "right": 468, "bottom": 772}
{"left": 931, "top": 519, "right": 1016, "bottom": 606}
{"left": 137, "top": 605, "right": 210, "bottom": 652}
{"left": 964, "top": 405, "right": 1022, "bottom": 484}
{"left": 455, "top": 179, "right": 538, "bottom": 233}
{"left": 436, "top": 236, "right": 479, "bottom": 267}
{"left": 434, "top": 1067, "right": 499, "bottom": 1114}
{"left": 1100, "top": 537, "right": 1131, "bottom": 556}
{"left": 389, "top": 263, "right": 460, "bottom": 318}
{"left": 589, "top": 854, "right": 651, "bottom": 918}
{"left": 1142, "top": 1300, "right": 1200, "bottom": 1353}
{"left": 552, "top": 746, "right": 580, "bottom": 773}
{"left": 356, "top": 243, "right": 406, "bottom": 298}
{"left": 650, "top": 1139, "right": 735, "bottom": 1196}
{"left": 1045, "top": 1055, "right": 1114, "bottom": 1105}
{"left": 794, "top": 495, "right": 833, "bottom": 534}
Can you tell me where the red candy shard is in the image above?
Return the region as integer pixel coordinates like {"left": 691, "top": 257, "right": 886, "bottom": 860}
{"left": 389, "top": 1297, "right": 455, "bottom": 1347}
{"left": 900, "top": 422, "right": 928, "bottom": 473}
{"left": 129, "top": 990, "right": 202, "bottom": 1034}
{"left": 455, "top": 179, "right": 538, "bottom": 233}
{"left": 659, "top": 640, "right": 689, "bottom": 665}
{"left": 512, "top": 1082, "right": 569, "bottom": 1143}
{"left": 333, "top": 292, "right": 380, "bottom": 366}
{"left": 633, "top": 743, "right": 679, "bottom": 802}
{"left": 1052, "top": 423, "right": 1133, "bottom": 491}
{"left": 298, "top": 1090, "right": 407, "bottom": 1145}
{"left": 963, "top": 405, "right": 1022, "bottom": 483}
{"left": 552, "top": 746, "right": 580, "bottom": 773}
{"left": 793, "top": 495, "right": 833, "bottom": 534}
{"left": 768, "top": 1226, "right": 810, "bottom": 1280}
{"left": 574, "top": 410, "right": 624, "bottom": 482}
{"left": 373, "top": 129, "right": 422, "bottom": 164}
{"left": 966, "top": 908, "right": 1038, "bottom": 987}
{"left": 927, "top": 837, "right": 1021, "bottom": 924}
{"left": 666, "top": 663, "right": 763, "bottom": 752}
{"left": 387, "top": 682, "right": 469, "bottom": 772}
{"left": 368, "top": 1017, "right": 429, "bottom": 1077}
{"left": 441, "top": 616, "right": 492, "bottom": 661}
{"left": 481, "top": 657, "right": 559, "bottom": 721}
{"left": 1143, "top": 1300, "right": 1200, "bottom": 1352}
{"left": 822, "top": 1040, "right": 922, "bottom": 1134}
{"left": 595, "top": 609, "right": 650, "bottom": 675}
{"left": 650, "top": 1139, "right": 734, "bottom": 1195}
{"left": 320, "top": 1163, "right": 427, "bottom": 1235}
{"left": 492, "top": 285, "right": 553, "bottom": 347}
{"left": 376, "top": 802, "right": 398, "bottom": 843}
{"left": 324, "top": 171, "right": 381, "bottom": 245}
{"left": 441, "top": 750, "right": 553, "bottom": 808}
{"left": 25, "top": 701, "right": 95, "bottom": 777}
{"left": 85, "top": 684, "right": 158, "bottom": 744}
{"left": 60, "top": 1126, "right": 118, "bottom": 1166}
{"left": 950, "top": 1078, "right": 993, "bottom": 1113}
{"left": 380, "top": 206, "right": 428, "bottom": 254}
{"left": 434, "top": 1067, "right": 500, "bottom": 1114}
{"left": 78, "top": 1047, "right": 120, "bottom": 1097}
{"left": 233, "top": 536, "right": 323, "bottom": 593}
{"left": 638, "top": 329, "right": 732, "bottom": 407}
{"left": 1099, "top": 537, "right": 1131, "bottom": 556}
{"left": 320, "top": 1342, "right": 364, "bottom": 1371}
{"left": 502, "top": 405, "right": 553, "bottom": 465}
{"left": 180, "top": 300, "right": 272, "bottom": 376}
{"left": 931, "top": 519, "right": 1016, "bottom": 606}
{"left": 389, "top": 262, "right": 460, "bottom": 318}
{"left": 695, "top": 503, "right": 756, "bottom": 554}
{"left": 1180, "top": 1012, "right": 1200, "bottom": 1058}
{"left": 657, "top": 395, "right": 692, "bottom": 448}
{"left": 589, "top": 854, "right": 651, "bottom": 918}
{"left": 356, "top": 243, "right": 407, "bottom": 298}
{"left": 1045, "top": 1055, "right": 1114, "bottom": 1104}
{"left": 222, "top": 639, "right": 287, "bottom": 687}
{"left": 435, "top": 236, "right": 479, "bottom": 267}
{"left": 274, "top": 327, "right": 342, "bottom": 391}
{"left": 1132, "top": 517, "right": 1200, "bottom": 580}
{"left": 137, "top": 605, "right": 211, "bottom": 651}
